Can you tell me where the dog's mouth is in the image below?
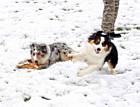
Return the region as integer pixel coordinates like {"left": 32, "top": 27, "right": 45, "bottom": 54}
{"left": 95, "top": 50, "right": 100, "bottom": 54}
{"left": 34, "top": 60, "right": 39, "bottom": 65}
{"left": 94, "top": 48, "right": 101, "bottom": 54}
{"left": 34, "top": 52, "right": 47, "bottom": 59}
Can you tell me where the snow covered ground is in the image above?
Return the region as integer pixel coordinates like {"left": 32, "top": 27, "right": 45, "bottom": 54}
{"left": 0, "top": 0, "right": 140, "bottom": 107}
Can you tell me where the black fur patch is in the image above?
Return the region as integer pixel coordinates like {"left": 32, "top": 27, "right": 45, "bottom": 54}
{"left": 104, "top": 42, "right": 118, "bottom": 68}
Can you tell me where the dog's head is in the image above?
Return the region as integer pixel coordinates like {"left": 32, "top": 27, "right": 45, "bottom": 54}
{"left": 88, "top": 31, "right": 111, "bottom": 54}
{"left": 30, "top": 43, "right": 50, "bottom": 64}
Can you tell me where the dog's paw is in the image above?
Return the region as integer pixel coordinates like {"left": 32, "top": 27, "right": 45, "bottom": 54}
{"left": 36, "top": 64, "right": 48, "bottom": 70}
{"left": 67, "top": 54, "right": 73, "bottom": 60}
{"left": 112, "top": 69, "right": 118, "bottom": 74}
{"left": 109, "top": 69, "right": 118, "bottom": 75}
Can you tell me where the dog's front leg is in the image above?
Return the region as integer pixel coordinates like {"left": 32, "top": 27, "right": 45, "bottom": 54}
{"left": 68, "top": 52, "right": 85, "bottom": 61}
{"left": 77, "top": 65, "right": 98, "bottom": 77}
{"left": 37, "top": 63, "right": 49, "bottom": 70}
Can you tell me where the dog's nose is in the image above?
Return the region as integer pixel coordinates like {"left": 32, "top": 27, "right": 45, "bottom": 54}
{"left": 97, "top": 48, "right": 101, "bottom": 51}
{"left": 35, "top": 60, "right": 38, "bottom": 64}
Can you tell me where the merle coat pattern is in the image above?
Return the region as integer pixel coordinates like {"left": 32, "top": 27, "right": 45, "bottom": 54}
{"left": 30, "top": 42, "right": 73, "bottom": 69}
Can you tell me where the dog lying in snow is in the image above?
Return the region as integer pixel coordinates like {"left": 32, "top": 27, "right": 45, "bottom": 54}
{"left": 68, "top": 31, "right": 118, "bottom": 76}
{"left": 17, "top": 42, "right": 73, "bottom": 69}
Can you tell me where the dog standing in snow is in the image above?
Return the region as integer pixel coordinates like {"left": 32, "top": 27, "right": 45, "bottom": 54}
{"left": 68, "top": 31, "right": 118, "bottom": 76}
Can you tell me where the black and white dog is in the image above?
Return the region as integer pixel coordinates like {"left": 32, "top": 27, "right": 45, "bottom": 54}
{"left": 30, "top": 42, "right": 73, "bottom": 69}
{"left": 69, "top": 31, "right": 118, "bottom": 76}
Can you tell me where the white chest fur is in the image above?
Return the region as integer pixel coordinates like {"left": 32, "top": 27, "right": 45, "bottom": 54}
{"left": 77, "top": 43, "right": 110, "bottom": 66}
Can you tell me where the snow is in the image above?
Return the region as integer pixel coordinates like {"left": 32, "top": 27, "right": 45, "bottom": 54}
{"left": 0, "top": 0, "right": 140, "bottom": 107}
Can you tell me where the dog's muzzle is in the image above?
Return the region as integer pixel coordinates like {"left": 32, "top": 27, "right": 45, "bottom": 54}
{"left": 95, "top": 48, "right": 101, "bottom": 54}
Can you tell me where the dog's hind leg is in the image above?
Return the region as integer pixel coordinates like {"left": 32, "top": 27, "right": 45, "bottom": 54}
{"left": 107, "top": 60, "right": 117, "bottom": 74}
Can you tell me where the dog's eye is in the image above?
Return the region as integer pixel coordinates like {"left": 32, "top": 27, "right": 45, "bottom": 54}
{"left": 63, "top": 52, "right": 66, "bottom": 54}
{"left": 102, "top": 42, "right": 106, "bottom": 47}
{"left": 94, "top": 40, "right": 100, "bottom": 45}
{"left": 96, "top": 41, "right": 100, "bottom": 45}
{"left": 30, "top": 43, "right": 37, "bottom": 48}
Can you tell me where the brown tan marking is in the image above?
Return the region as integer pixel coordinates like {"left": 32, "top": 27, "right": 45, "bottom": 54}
{"left": 107, "top": 60, "right": 116, "bottom": 74}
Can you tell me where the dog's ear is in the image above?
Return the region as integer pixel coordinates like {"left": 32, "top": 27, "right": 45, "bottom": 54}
{"left": 88, "top": 33, "right": 96, "bottom": 42}
{"left": 30, "top": 43, "right": 37, "bottom": 49}
{"left": 96, "top": 31, "right": 103, "bottom": 35}
{"left": 39, "top": 44, "right": 47, "bottom": 50}
{"left": 88, "top": 32, "right": 102, "bottom": 45}
{"left": 97, "top": 31, "right": 108, "bottom": 37}
{"left": 88, "top": 31, "right": 103, "bottom": 41}
{"left": 39, "top": 44, "right": 48, "bottom": 53}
